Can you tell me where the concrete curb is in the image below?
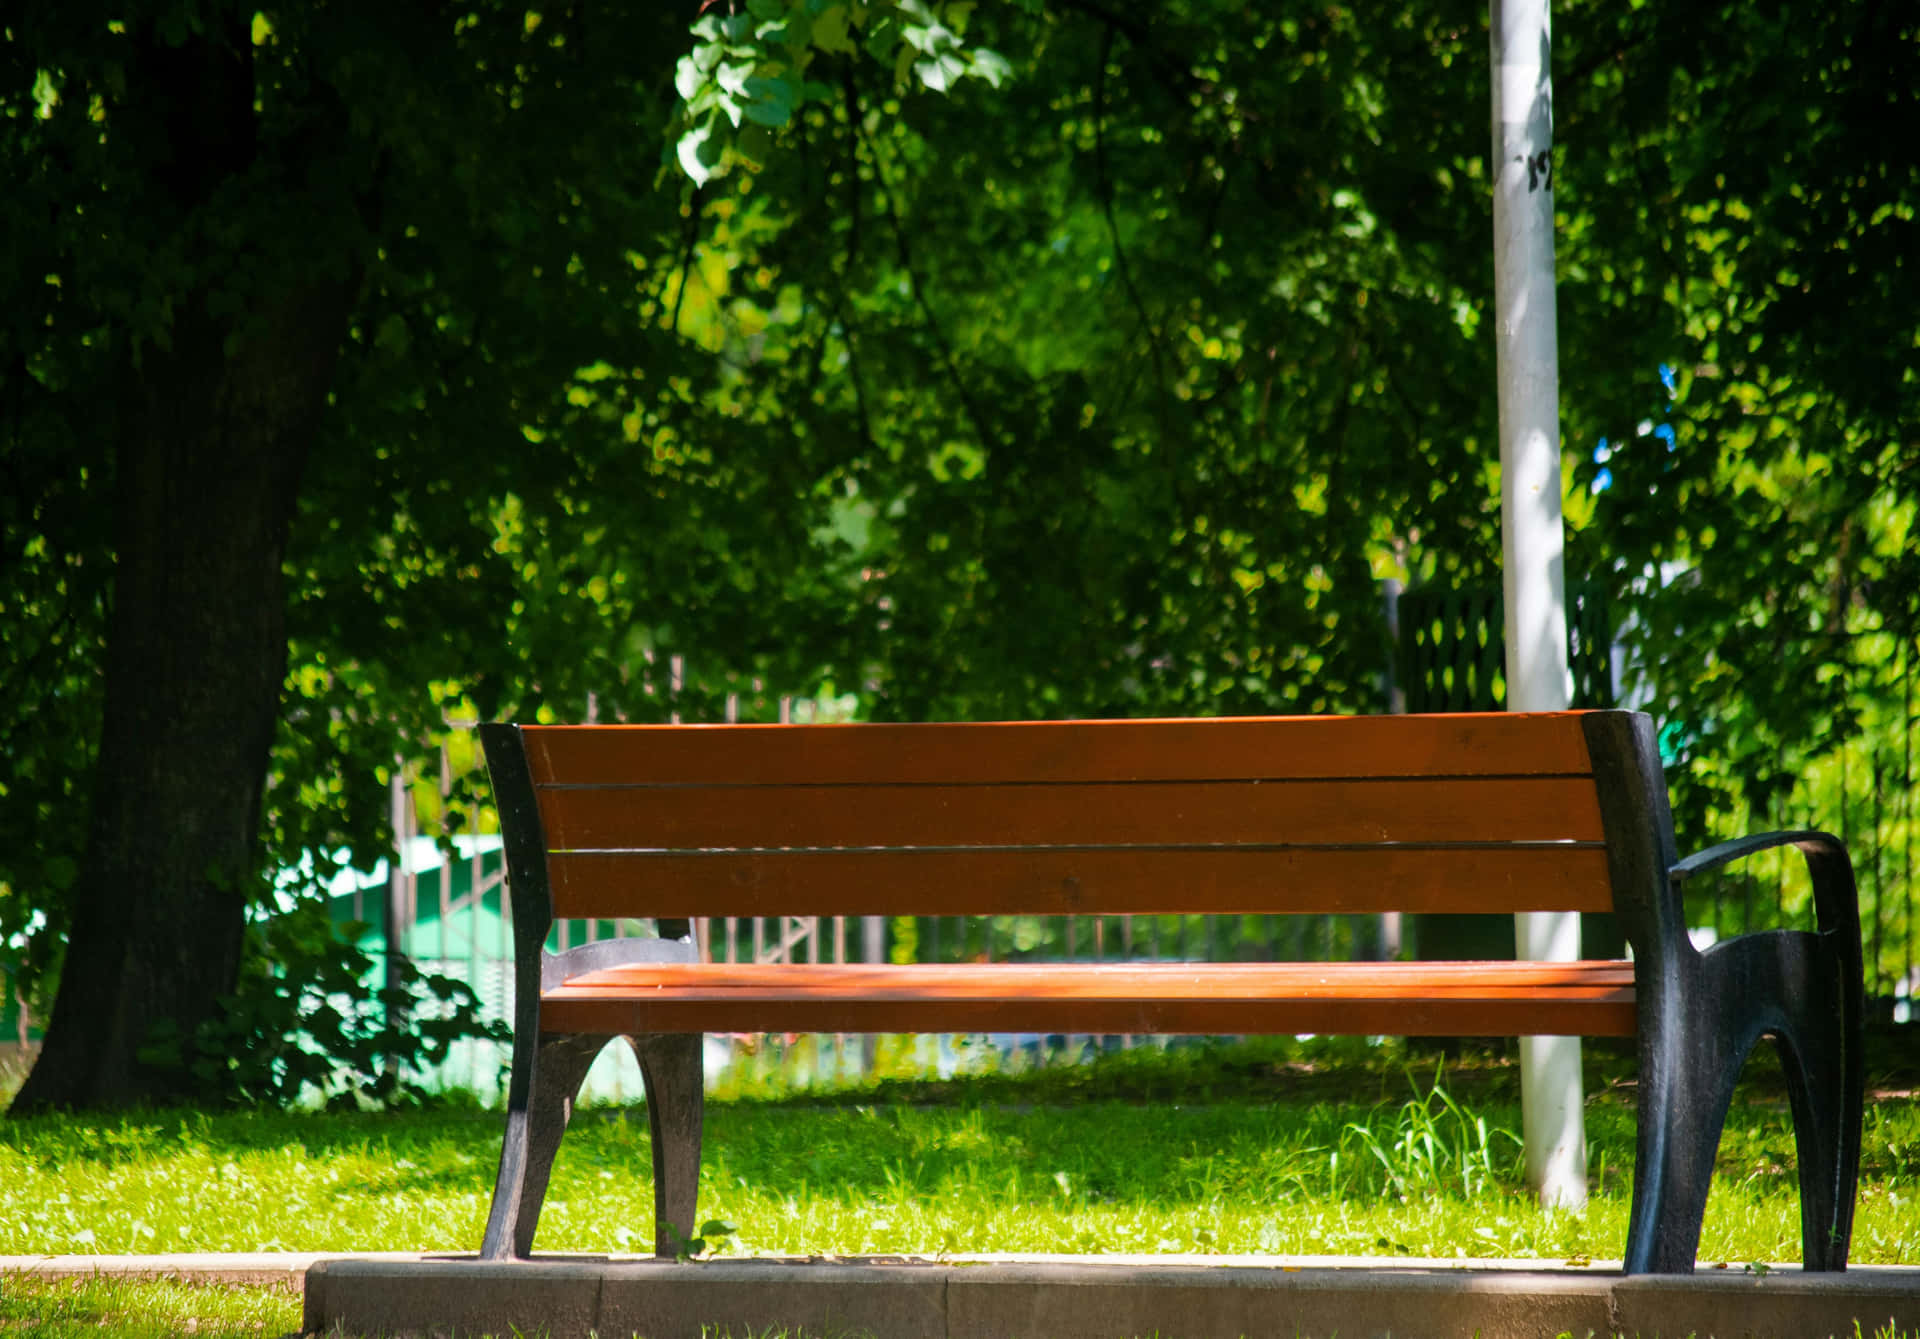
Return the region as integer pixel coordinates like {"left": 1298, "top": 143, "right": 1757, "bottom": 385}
{"left": 9, "top": 1252, "right": 1920, "bottom": 1337}
{"left": 300, "top": 1254, "right": 1920, "bottom": 1339}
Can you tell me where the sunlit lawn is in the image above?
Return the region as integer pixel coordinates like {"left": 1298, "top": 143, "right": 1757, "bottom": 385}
{"left": 0, "top": 1275, "right": 301, "bottom": 1338}
{"left": 5, "top": 1035, "right": 1919, "bottom": 1268}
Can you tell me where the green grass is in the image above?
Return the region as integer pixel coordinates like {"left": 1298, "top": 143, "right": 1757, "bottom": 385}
{"left": 4, "top": 1034, "right": 1919, "bottom": 1266}
{"left": 0, "top": 1275, "right": 300, "bottom": 1337}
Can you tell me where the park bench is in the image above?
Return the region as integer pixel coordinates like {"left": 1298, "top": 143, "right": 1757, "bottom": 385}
{"left": 475, "top": 709, "right": 1863, "bottom": 1275}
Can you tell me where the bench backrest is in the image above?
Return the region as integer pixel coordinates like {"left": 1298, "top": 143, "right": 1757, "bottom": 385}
{"left": 482, "top": 711, "right": 1634, "bottom": 927}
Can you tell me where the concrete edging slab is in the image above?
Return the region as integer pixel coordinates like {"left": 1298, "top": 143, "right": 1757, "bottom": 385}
{"left": 294, "top": 1254, "right": 1920, "bottom": 1339}
{"left": 9, "top": 1252, "right": 1920, "bottom": 1337}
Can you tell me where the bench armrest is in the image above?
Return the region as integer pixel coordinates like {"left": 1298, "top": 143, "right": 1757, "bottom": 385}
{"left": 1670, "top": 830, "right": 1861, "bottom": 943}
{"left": 541, "top": 933, "right": 701, "bottom": 992}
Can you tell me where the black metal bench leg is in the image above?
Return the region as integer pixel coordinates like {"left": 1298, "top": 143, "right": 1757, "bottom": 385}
{"left": 1626, "top": 928, "right": 1864, "bottom": 1275}
{"left": 480, "top": 1034, "right": 607, "bottom": 1259}
{"left": 632, "top": 1033, "right": 704, "bottom": 1258}
{"left": 1769, "top": 943, "right": 1863, "bottom": 1271}
{"left": 1776, "top": 1029, "right": 1859, "bottom": 1271}
{"left": 1624, "top": 1014, "right": 1744, "bottom": 1274}
{"left": 1704, "top": 929, "right": 1862, "bottom": 1271}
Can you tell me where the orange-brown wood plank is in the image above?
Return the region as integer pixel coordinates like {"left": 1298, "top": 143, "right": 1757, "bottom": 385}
{"left": 535, "top": 777, "right": 1604, "bottom": 851}
{"left": 522, "top": 713, "right": 1596, "bottom": 787}
{"left": 538, "top": 961, "right": 1637, "bottom": 1038}
{"left": 546, "top": 844, "right": 1615, "bottom": 919}
{"left": 552, "top": 960, "right": 1638, "bottom": 994}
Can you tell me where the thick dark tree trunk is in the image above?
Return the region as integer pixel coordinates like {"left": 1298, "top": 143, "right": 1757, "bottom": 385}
{"left": 9, "top": 284, "right": 351, "bottom": 1114}
{"left": 8, "top": 17, "right": 359, "bottom": 1113}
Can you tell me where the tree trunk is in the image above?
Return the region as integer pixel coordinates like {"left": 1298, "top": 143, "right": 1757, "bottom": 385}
{"left": 5, "top": 9, "right": 365, "bottom": 1115}
{"left": 9, "top": 280, "right": 351, "bottom": 1113}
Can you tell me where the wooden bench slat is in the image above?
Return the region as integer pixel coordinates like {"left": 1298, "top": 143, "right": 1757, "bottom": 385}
{"left": 545, "top": 844, "right": 1616, "bottom": 919}
{"left": 535, "top": 776, "right": 1605, "bottom": 851}
{"left": 538, "top": 961, "right": 1637, "bottom": 1038}
{"left": 552, "top": 960, "right": 1638, "bottom": 993}
{"left": 523, "top": 712, "right": 1595, "bottom": 787}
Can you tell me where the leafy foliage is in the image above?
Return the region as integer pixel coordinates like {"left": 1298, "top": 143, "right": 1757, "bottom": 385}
{"left": 1550, "top": 0, "right": 1920, "bottom": 976}
{"left": 133, "top": 900, "right": 507, "bottom": 1109}
{"left": 664, "top": 1216, "right": 740, "bottom": 1261}
{"left": 669, "top": 2, "right": 1508, "bottom": 723}
{"left": 3, "top": 0, "right": 873, "bottom": 1103}
{"left": 671, "top": 0, "right": 1019, "bottom": 186}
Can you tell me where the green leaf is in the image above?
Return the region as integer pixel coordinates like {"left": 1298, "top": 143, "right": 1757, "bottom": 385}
{"left": 674, "top": 53, "right": 709, "bottom": 102}
{"left": 866, "top": 18, "right": 902, "bottom": 63}
{"left": 914, "top": 52, "right": 967, "bottom": 93}
{"left": 30, "top": 69, "right": 58, "bottom": 120}
{"left": 740, "top": 76, "right": 796, "bottom": 127}
{"left": 810, "top": 5, "right": 856, "bottom": 55}
{"left": 902, "top": 21, "right": 953, "bottom": 55}
{"left": 716, "top": 60, "right": 755, "bottom": 99}
{"left": 676, "top": 117, "right": 722, "bottom": 185}
{"left": 969, "top": 47, "right": 1012, "bottom": 88}
{"left": 782, "top": 10, "right": 813, "bottom": 59}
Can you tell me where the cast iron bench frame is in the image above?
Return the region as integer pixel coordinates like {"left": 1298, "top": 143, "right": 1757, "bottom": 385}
{"left": 475, "top": 709, "right": 1863, "bottom": 1274}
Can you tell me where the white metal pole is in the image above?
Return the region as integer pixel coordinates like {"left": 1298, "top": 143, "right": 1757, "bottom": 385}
{"left": 1491, "top": 0, "right": 1587, "bottom": 1210}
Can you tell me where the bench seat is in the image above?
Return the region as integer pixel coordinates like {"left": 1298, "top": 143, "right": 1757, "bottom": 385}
{"left": 541, "top": 959, "right": 1638, "bottom": 1038}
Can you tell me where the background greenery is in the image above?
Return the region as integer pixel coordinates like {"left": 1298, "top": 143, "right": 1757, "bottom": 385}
{"left": 2, "top": 0, "right": 1916, "bottom": 1105}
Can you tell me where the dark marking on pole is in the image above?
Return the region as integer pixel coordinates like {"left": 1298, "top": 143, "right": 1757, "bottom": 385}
{"left": 1525, "top": 148, "right": 1553, "bottom": 193}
